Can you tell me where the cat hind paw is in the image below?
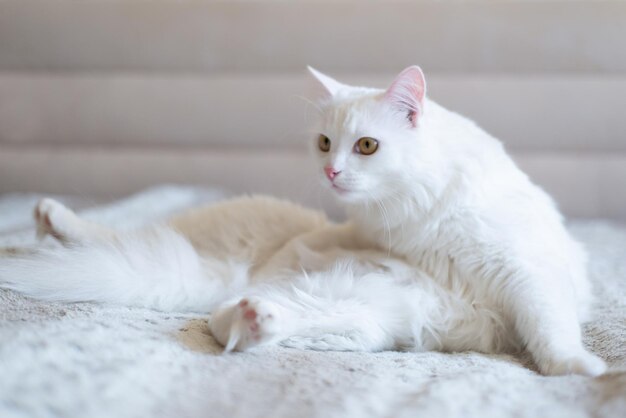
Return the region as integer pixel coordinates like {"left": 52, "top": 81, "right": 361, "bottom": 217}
{"left": 210, "top": 297, "right": 282, "bottom": 352}
{"left": 34, "top": 198, "right": 76, "bottom": 242}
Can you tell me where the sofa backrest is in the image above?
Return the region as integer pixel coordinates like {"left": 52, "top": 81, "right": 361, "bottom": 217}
{"left": 1, "top": 1, "right": 625, "bottom": 220}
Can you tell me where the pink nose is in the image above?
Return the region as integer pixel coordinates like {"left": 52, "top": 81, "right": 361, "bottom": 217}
{"left": 324, "top": 166, "right": 341, "bottom": 181}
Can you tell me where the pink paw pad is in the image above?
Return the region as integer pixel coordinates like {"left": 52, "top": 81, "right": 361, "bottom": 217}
{"left": 236, "top": 298, "right": 278, "bottom": 345}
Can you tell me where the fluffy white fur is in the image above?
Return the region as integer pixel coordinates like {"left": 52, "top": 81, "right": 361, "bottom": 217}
{"left": 0, "top": 67, "right": 606, "bottom": 377}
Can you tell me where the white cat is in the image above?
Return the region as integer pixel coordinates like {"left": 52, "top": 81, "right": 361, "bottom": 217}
{"left": 305, "top": 66, "right": 606, "bottom": 376}
{"left": 0, "top": 67, "right": 606, "bottom": 376}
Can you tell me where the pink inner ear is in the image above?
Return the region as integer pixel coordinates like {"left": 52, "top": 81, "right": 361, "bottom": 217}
{"left": 383, "top": 66, "right": 426, "bottom": 127}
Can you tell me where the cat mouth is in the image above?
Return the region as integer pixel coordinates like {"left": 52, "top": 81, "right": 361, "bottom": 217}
{"left": 331, "top": 184, "right": 351, "bottom": 195}
{"left": 322, "top": 177, "right": 356, "bottom": 196}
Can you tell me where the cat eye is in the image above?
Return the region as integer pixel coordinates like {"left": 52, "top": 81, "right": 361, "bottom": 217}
{"left": 318, "top": 134, "right": 331, "bottom": 152}
{"left": 355, "top": 137, "right": 379, "bottom": 155}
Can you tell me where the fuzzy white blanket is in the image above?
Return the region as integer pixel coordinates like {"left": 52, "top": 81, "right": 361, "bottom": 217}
{"left": 1, "top": 186, "right": 624, "bottom": 418}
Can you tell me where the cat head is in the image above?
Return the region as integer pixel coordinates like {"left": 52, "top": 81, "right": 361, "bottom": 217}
{"left": 308, "top": 66, "right": 430, "bottom": 206}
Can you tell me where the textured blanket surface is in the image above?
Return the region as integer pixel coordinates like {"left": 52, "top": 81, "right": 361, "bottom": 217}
{"left": 0, "top": 186, "right": 624, "bottom": 418}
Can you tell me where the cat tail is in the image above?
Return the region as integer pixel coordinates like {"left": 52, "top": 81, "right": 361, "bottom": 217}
{"left": 0, "top": 226, "right": 248, "bottom": 312}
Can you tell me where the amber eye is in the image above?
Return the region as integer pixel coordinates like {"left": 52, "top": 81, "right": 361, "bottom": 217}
{"left": 355, "top": 137, "right": 379, "bottom": 155}
{"left": 318, "top": 134, "right": 331, "bottom": 152}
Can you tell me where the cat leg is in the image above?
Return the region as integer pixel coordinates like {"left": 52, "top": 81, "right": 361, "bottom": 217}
{"left": 210, "top": 269, "right": 425, "bottom": 352}
{"left": 209, "top": 293, "right": 397, "bottom": 352}
{"left": 0, "top": 198, "right": 115, "bottom": 257}
{"left": 34, "top": 198, "right": 115, "bottom": 245}
{"left": 277, "top": 295, "right": 400, "bottom": 352}
{"left": 504, "top": 271, "right": 606, "bottom": 376}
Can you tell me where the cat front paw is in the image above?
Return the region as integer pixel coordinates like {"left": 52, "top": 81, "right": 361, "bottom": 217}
{"left": 538, "top": 351, "right": 607, "bottom": 377}
{"left": 209, "top": 297, "right": 282, "bottom": 352}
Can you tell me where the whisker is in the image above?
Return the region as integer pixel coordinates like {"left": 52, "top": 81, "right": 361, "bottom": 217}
{"left": 376, "top": 198, "right": 393, "bottom": 256}
{"left": 293, "top": 95, "right": 323, "bottom": 122}
{"left": 364, "top": 188, "right": 392, "bottom": 257}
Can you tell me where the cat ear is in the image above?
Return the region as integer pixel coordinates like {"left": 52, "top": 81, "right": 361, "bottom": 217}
{"left": 307, "top": 66, "right": 347, "bottom": 98}
{"left": 383, "top": 66, "right": 427, "bottom": 127}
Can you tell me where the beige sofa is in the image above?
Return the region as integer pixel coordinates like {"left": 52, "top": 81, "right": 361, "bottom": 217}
{"left": 1, "top": 0, "right": 625, "bottom": 220}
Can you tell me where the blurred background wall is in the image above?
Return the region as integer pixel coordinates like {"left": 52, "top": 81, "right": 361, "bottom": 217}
{"left": 0, "top": 0, "right": 625, "bottom": 220}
